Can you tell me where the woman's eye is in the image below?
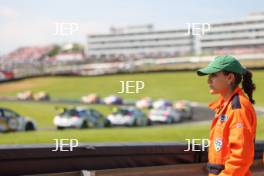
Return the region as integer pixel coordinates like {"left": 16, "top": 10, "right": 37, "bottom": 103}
{"left": 210, "top": 73, "right": 217, "bottom": 77}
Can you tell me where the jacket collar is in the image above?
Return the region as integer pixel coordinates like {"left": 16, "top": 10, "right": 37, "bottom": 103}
{"left": 208, "top": 87, "right": 244, "bottom": 112}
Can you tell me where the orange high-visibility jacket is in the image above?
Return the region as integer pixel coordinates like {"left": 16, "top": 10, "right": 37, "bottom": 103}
{"left": 208, "top": 87, "right": 257, "bottom": 176}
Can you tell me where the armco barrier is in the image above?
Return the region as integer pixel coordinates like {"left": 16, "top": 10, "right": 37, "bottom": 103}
{"left": 0, "top": 141, "right": 263, "bottom": 176}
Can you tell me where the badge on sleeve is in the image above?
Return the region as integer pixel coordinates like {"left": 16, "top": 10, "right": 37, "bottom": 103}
{"left": 235, "top": 122, "right": 244, "bottom": 128}
{"left": 220, "top": 114, "right": 228, "bottom": 122}
{"left": 214, "top": 138, "right": 223, "bottom": 152}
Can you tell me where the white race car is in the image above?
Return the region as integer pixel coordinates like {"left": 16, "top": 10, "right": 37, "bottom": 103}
{"left": 103, "top": 95, "right": 123, "bottom": 105}
{"left": 148, "top": 107, "right": 182, "bottom": 124}
{"left": 136, "top": 97, "right": 153, "bottom": 109}
{"left": 105, "top": 107, "right": 151, "bottom": 127}
{"left": 54, "top": 107, "right": 105, "bottom": 130}
{"left": 152, "top": 99, "right": 172, "bottom": 109}
{"left": 0, "top": 108, "right": 36, "bottom": 132}
{"left": 174, "top": 100, "right": 193, "bottom": 120}
{"left": 17, "top": 91, "right": 34, "bottom": 100}
{"left": 81, "top": 93, "right": 101, "bottom": 104}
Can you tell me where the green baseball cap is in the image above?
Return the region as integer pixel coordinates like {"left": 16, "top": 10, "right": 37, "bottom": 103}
{"left": 197, "top": 55, "right": 246, "bottom": 76}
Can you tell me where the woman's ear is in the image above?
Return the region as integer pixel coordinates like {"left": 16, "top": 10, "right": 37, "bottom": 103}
{"left": 227, "top": 73, "right": 235, "bottom": 85}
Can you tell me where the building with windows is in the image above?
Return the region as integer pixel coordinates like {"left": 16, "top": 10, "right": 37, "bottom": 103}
{"left": 86, "top": 12, "right": 264, "bottom": 59}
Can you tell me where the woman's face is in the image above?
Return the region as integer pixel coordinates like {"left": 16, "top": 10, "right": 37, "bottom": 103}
{"left": 207, "top": 71, "right": 234, "bottom": 94}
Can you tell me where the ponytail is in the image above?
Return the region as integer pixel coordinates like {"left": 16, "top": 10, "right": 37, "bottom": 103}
{"left": 223, "top": 69, "right": 256, "bottom": 104}
{"left": 242, "top": 69, "right": 256, "bottom": 104}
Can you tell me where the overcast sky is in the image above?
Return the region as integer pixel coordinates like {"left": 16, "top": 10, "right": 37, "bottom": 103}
{"left": 0, "top": 0, "right": 264, "bottom": 54}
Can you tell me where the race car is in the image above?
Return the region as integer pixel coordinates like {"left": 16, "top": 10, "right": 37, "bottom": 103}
{"left": 174, "top": 100, "right": 193, "bottom": 120}
{"left": 136, "top": 97, "right": 153, "bottom": 109}
{"left": 17, "top": 90, "right": 34, "bottom": 100}
{"left": 103, "top": 95, "right": 123, "bottom": 105}
{"left": 148, "top": 107, "right": 182, "bottom": 124}
{"left": 152, "top": 99, "right": 173, "bottom": 109}
{"left": 0, "top": 108, "right": 36, "bottom": 132}
{"left": 53, "top": 107, "right": 105, "bottom": 130}
{"left": 33, "top": 91, "right": 50, "bottom": 101}
{"left": 105, "top": 107, "right": 151, "bottom": 127}
{"left": 81, "top": 93, "right": 101, "bottom": 104}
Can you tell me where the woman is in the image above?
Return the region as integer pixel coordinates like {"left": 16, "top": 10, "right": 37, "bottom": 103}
{"left": 197, "top": 55, "right": 257, "bottom": 176}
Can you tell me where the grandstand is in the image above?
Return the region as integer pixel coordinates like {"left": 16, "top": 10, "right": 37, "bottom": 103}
{"left": 86, "top": 12, "right": 264, "bottom": 60}
{"left": 200, "top": 12, "right": 264, "bottom": 55}
{"left": 86, "top": 24, "right": 192, "bottom": 60}
{"left": 1, "top": 46, "right": 52, "bottom": 63}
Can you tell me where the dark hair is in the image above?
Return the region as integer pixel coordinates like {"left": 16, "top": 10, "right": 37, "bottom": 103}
{"left": 223, "top": 69, "right": 256, "bottom": 104}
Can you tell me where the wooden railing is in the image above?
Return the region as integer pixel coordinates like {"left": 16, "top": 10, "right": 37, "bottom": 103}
{"left": 0, "top": 142, "right": 263, "bottom": 176}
